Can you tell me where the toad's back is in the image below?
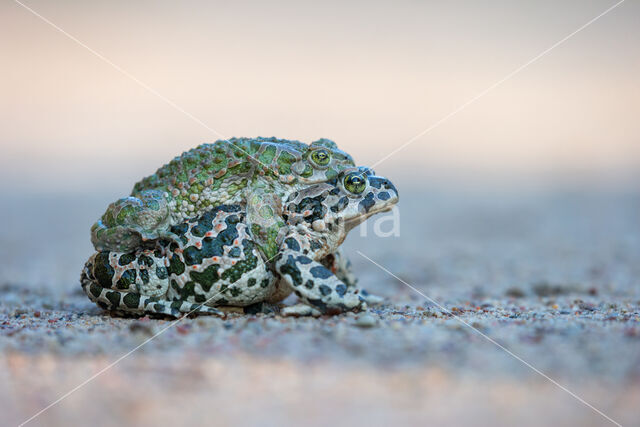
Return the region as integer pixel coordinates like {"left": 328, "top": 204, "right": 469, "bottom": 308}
{"left": 132, "top": 137, "right": 308, "bottom": 217}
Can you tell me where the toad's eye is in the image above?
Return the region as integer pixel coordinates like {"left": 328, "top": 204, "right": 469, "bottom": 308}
{"left": 310, "top": 149, "right": 330, "bottom": 167}
{"left": 343, "top": 172, "right": 367, "bottom": 194}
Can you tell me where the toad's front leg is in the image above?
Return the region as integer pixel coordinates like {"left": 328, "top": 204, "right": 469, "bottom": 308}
{"left": 275, "top": 249, "right": 366, "bottom": 315}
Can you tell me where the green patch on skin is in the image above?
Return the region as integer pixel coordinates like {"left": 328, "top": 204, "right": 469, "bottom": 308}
{"left": 250, "top": 221, "right": 283, "bottom": 260}
{"left": 145, "top": 198, "right": 160, "bottom": 211}
{"left": 258, "top": 145, "right": 277, "bottom": 165}
{"left": 190, "top": 264, "right": 220, "bottom": 292}
{"left": 300, "top": 164, "right": 313, "bottom": 178}
{"left": 116, "top": 204, "right": 137, "bottom": 225}
{"left": 324, "top": 168, "right": 338, "bottom": 181}
{"left": 259, "top": 204, "right": 274, "bottom": 219}
{"left": 276, "top": 151, "right": 296, "bottom": 175}
{"left": 102, "top": 210, "right": 116, "bottom": 227}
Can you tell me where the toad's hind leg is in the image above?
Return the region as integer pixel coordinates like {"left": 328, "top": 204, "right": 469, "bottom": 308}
{"left": 81, "top": 252, "right": 222, "bottom": 317}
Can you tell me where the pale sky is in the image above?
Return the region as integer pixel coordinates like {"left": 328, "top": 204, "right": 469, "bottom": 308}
{"left": 1, "top": 0, "right": 638, "bottom": 193}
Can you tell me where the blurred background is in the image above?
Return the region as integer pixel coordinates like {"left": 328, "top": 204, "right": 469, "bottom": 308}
{"left": 2, "top": 0, "right": 639, "bottom": 193}
{"left": 0, "top": 0, "right": 638, "bottom": 287}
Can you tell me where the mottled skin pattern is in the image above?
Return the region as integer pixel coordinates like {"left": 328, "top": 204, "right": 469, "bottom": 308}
{"left": 81, "top": 168, "right": 398, "bottom": 317}
{"left": 91, "top": 137, "right": 355, "bottom": 260}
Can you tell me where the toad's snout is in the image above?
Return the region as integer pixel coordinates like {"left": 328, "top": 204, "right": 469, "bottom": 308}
{"left": 369, "top": 176, "right": 399, "bottom": 204}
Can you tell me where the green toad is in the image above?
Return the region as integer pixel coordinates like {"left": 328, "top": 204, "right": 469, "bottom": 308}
{"left": 81, "top": 168, "right": 398, "bottom": 317}
{"left": 91, "top": 137, "right": 355, "bottom": 260}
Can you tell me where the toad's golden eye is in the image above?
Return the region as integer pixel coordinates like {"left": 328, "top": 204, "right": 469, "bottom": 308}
{"left": 343, "top": 172, "right": 367, "bottom": 194}
{"left": 310, "top": 149, "right": 330, "bottom": 167}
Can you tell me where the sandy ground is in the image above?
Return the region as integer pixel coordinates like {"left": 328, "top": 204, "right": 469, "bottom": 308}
{"left": 1, "top": 189, "right": 639, "bottom": 426}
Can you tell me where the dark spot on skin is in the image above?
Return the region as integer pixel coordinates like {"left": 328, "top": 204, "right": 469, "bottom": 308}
{"left": 138, "top": 254, "right": 154, "bottom": 267}
{"left": 94, "top": 252, "right": 115, "bottom": 288}
{"left": 190, "top": 265, "right": 220, "bottom": 292}
{"left": 168, "top": 254, "right": 185, "bottom": 276}
{"left": 284, "top": 237, "right": 300, "bottom": 252}
{"left": 307, "top": 298, "right": 327, "bottom": 313}
{"left": 304, "top": 280, "right": 315, "bottom": 289}
{"left": 247, "top": 278, "right": 257, "bottom": 287}
{"left": 179, "top": 282, "right": 196, "bottom": 298}
{"left": 335, "top": 284, "right": 347, "bottom": 296}
{"left": 260, "top": 278, "right": 270, "bottom": 288}
{"left": 153, "top": 303, "right": 166, "bottom": 312}
{"left": 377, "top": 191, "right": 390, "bottom": 201}
{"left": 319, "top": 284, "right": 332, "bottom": 296}
{"left": 181, "top": 214, "right": 240, "bottom": 266}
{"left": 292, "top": 195, "right": 327, "bottom": 223}
{"left": 279, "top": 254, "right": 303, "bottom": 286}
{"left": 310, "top": 240, "right": 322, "bottom": 251}
{"left": 140, "top": 269, "right": 150, "bottom": 284}
{"left": 358, "top": 192, "right": 376, "bottom": 213}
{"left": 230, "top": 287, "right": 241, "bottom": 297}
{"left": 330, "top": 196, "right": 349, "bottom": 213}
{"left": 296, "top": 255, "right": 313, "bottom": 265}
{"left": 368, "top": 177, "right": 383, "bottom": 188}
{"left": 116, "top": 269, "right": 137, "bottom": 290}
{"left": 310, "top": 265, "right": 333, "bottom": 279}
{"left": 369, "top": 177, "right": 397, "bottom": 195}
{"left": 156, "top": 266, "right": 168, "bottom": 280}
{"left": 106, "top": 291, "right": 121, "bottom": 307}
{"left": 123, "top": 292, "right": 141, "bottom": 308}
{"left": 118, "top": 253, "right": 136, "bottom": 266}
{"left": 89, "top": 283, "right": 102, "bottom": 298}
{"left": 195, "top": 294, "right": 206, "bottom": 303}
{"left": 170, "top": 223, "right": 189, "bottom": 236}
{"left": 228, "top": 247, "right": 241, "bottom": 258}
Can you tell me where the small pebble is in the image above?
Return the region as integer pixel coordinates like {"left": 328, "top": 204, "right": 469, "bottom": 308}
{"left": 354, "top": 313, "right": 377, "bottom": 328}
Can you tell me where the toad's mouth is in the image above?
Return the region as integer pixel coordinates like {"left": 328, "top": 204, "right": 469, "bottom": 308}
{"left": 344, "top": 203, "right": 395, "bottom": 227}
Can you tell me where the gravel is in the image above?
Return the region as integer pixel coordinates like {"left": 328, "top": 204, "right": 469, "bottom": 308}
{"left": 0, "top": 189, "right": 639, "bottom": 426}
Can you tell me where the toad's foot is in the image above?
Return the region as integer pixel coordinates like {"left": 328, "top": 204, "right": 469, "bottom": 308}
{"left": 275, "top": 250, "right": 366, "bottom": 314}
{"left": 281, "top": 303, "right": 322, "bottom": 317}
